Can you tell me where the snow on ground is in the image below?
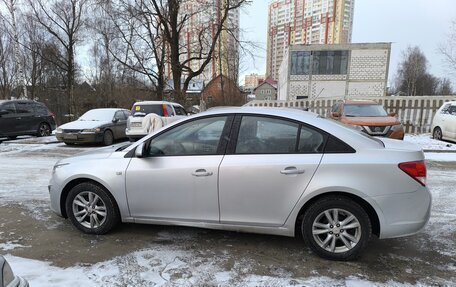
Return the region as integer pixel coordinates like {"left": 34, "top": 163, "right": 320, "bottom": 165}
{"left": 404, "top": 134, "right": 456, "bottom": 151}
{"left": 4, "top": 251, "right": 447, "bottom": 287}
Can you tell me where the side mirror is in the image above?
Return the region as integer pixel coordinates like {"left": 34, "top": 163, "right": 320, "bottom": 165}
{"left": 388, "top": 112, "right": 397, "bottom": 117}
{"left": 331, "top": 112, "right": 341, "bottom": 118}
{"left": 112, "top": 118, "right": 119, "bottom": 123}
{"left": 135, "top": 142, "right": 145, "bottom": 158}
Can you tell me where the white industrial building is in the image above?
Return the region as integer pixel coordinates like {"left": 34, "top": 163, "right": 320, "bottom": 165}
{"left": 278, "top": 43, "right": 391, "bottom": 100}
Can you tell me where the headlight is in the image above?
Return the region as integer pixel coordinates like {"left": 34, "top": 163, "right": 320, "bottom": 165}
{"left": 2, "top": 259, "right": 15, "bottom": 287}
{"left": 81, "top": 128, "right": 101, "bottom": 133}
{"left": 52, "top": 162, "right": 70, "bottom": 174}
{"left": 390, "top": 124, "right": 403, "bottom": 131}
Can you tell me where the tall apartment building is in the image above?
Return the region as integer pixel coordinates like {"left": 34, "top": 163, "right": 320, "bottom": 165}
{"left": 266, "top": 0, "right": 355, "bottom": 80}
{"left": 244, "top": 73, "right": 266, "bottom": 91}
{"left": 165, "top": 0, "right": 240, "bottom": 84}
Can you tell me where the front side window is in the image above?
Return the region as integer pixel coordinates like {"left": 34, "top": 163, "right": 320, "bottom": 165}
{"left": 448, "top": 105, "right": 456, "bottom": 115}
{"left": 114, "top": 111, "right": 127, "bottom": 120}
{"left": 1, "top": 102, "right": 16, "bottom": 114}
{"left": 235, "top": 116, "right": 299, "bottom": 154}
{"left": 148, "top": 116, "right": 228, "bottom": 156}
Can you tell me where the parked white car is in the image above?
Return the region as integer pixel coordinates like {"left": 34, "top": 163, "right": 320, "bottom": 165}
{"left": 126, "top": 101, "right": 187, "bottom": 141}
{"left": 431, "top": 101, "right": 456, "bottom": 142}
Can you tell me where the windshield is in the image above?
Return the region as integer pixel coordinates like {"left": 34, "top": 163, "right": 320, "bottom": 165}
{"left": 343, "top": 104, "right": 388, "bottom": 117}
{"left": 79, "top": 109, "right": 115, "bottom": 121}
{"left": 132, "top": 104, "right": 164, "bottom": 117}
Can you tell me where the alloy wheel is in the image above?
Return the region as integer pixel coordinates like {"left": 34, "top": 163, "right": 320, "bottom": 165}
{"left": 39, "top": 123, "right": 51, "bottom": 137}
{"left": 72, "top": 191, "right": 107, "bottom": 229}
{"left": 311, "top": 208, "right": 362, "bottom": 253}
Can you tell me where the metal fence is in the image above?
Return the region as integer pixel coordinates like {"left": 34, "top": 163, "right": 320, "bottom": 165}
{"left": 245, "top": 96, "right": 456, "bottom": 134}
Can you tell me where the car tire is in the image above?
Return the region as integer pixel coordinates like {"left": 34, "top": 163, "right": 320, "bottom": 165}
{"left": 37, "top": 122, "right": 51, "bottom": 137}
{"left": 102, "top": 130, "right": 114, "bottom": 146}
{"left": 65, "top": 182, "right": 120, "bottom": 235}
{"left": 301, "top": 196, "right": 371, "bottom": 261}
{"left": 433, "top": 127, "right": 442, "bottom": 141}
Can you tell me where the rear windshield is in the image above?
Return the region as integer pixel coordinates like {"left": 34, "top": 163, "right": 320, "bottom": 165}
{"left": 131, "top": 104, "right": 164, "bottom": 117}
{"left": 344, "top": 104, "right": 387, "bottom": 117}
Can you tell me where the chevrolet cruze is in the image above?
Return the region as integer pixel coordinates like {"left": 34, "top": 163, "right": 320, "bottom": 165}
{"left": 49, "top": 107, "right": 431, "bottom": 260}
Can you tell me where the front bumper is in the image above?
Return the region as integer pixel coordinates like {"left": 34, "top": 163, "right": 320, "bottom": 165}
{"left": 8, "top": 276, "right": 29, "bottom": 287}
{"left": 375, "top": 186, "right": 432, "bottom": 239}
{"left": 56, "top": 132, "right": 103, "bottom": 144}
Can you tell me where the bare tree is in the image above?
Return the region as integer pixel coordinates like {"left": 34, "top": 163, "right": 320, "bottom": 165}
{"left": 27, "top": 0, "right": 89, "bottom": 116}
{"left": 0, "top": 22, "right": 16, "bottom": 99}
{"left": 395, "top": 46, "right": 428, "bottom": 96}
{"left": 98, "top": 0, "right": 166, "bottom": 100}
{"left": 439, "top": 20, "right": 456, "bottom": 76}
{"left": 149, "top": 0, "right": 250, "bottom": 104}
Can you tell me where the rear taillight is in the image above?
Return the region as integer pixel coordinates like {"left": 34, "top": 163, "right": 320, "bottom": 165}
{"left": 163, "top": 104, "right": 169, "bottom": 117}
{"left": 398, "top": 161, "right": 426, "bottom": 186}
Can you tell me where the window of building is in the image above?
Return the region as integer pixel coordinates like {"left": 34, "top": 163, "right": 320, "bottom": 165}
{"left": 312, "top": 50, "right": 349, "bottom": 75}
{"left": 290, "top": 51, "right": 311, "bottom": 75}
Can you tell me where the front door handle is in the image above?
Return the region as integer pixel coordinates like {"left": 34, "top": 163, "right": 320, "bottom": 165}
{"left": 192, "top": 169, "right": 213, "bottom": 177}
{"left": 280, "top": 167, "right": 305, "bottom": 175}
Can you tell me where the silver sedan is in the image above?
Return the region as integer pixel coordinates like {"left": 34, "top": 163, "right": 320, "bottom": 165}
{"left": 49, "top": 107, "right": 431, "bottom": 260}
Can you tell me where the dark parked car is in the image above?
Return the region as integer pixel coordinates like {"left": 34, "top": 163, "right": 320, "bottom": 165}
{"left": 55, "top": 108, "right": 130, "bottom": 145}
{"left": 0, "top": 100, "right": 56, "bottom": 139}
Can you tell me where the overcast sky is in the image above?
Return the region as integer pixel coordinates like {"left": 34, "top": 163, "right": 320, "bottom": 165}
{"left": 240, "top": 0, "right": 456, "bottom": 88}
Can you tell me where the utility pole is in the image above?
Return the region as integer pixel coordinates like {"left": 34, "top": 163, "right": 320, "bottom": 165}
{"left": 6, "top": 0, "right": 28, "bottom": 99}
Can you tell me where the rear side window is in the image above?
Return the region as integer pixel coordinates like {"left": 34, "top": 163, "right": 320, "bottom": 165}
{"left": 16, "top": 102, "right": 34, "bottom": 114}
{"left": 298, "top": 126, "right": 326, "bottom": 153}
{"left": 449, "top": 105, "right": 456, "bottom": 115}
{"left": 132, "top": 104, "right": 164, "bottom": 117}
{"left": 324, "top": 135, "right": 356, "bottom": 153}
{"left": 33, "top": 103, "right": 49, "bottom": 116}
{"left": 235, "top": 116, "right": 299, "bottom": 154}
{"left": 440, "top": 103, "right": 451, "bottom": 114}
{"left": 166, "top": 105, "right": 174, "bottom": 116}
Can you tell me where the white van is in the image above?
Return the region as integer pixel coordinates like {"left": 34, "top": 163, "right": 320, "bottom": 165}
{"left": 431, "top": 101, "right": 456, "bottom": 142}
{"left": 126, "top": 101, "right": 187, "bottom": 141}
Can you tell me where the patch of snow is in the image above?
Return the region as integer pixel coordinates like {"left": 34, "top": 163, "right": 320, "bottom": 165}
{"left": 0, "top": 240, "right": 30, "bottom": 251}
{"left": 404, "top": 134, "right": 456, "bottom": 151}
{"left": 425, "top": 152, "right": 456, "bottom": 162}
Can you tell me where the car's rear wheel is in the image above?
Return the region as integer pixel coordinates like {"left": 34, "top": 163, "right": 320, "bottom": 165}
{"left": 37, "top": 122, "right": 51, "bottom": 137}
{"left": 301, "top": 196, "right": 371, "bottom": 260}
{"left": 102, "top": 130, "right": 114, "bottom": 146}
{"left": 433, "top": 127, "right": 442, "bottom": 141}
{"left": 65, "top": 182, "right": 119, "bottom": 235}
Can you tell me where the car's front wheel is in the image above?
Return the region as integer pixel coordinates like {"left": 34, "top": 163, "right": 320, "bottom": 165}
{"left": 301, "top": 196, "right": 371, "bottom": 260}
{"left": 433, "top": 127, "right": 443, "bottom": 141}
{"left": 103, "top": 130, "right": 114, "bottom": 146}
{"left": 65, "top": 182, "right": 120, "bottom": 234}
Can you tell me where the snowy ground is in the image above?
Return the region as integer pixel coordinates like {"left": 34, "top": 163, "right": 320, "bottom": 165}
{"left": 0, "top": 136, "right": 455, "bottom": 286}
{"left": 404, "top": 133, "right": 456, "bottom": 152}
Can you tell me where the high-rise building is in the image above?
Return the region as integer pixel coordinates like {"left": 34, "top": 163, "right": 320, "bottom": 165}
{"left": 244, "top": 73, "right": 266, "bottom": 91}
{"left": 165, "top": 0, "right": 240, "bottom": 84}
{"left": 266, "top": 0, "right": 355, "bottom": 80}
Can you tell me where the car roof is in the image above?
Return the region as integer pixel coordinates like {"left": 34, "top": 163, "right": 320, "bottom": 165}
{"left": 84, "top": 108, "right": 128, "bottom": 112}
{"left": 200, "top": 106, "right": 320, "bottom": 121}
{"left": 133, "top": 101, "right": 182, "bottom": 106}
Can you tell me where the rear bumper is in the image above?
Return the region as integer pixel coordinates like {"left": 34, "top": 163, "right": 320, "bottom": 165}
{"left": 375, "top": 186, "right": 431, "bottom": 239}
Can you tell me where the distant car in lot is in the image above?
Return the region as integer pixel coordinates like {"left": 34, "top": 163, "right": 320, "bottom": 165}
{"left": 431, "top": 101, "right": 456, "bottom": 142}
{"left": 0, "top": 256, "right": 28, "bottom": 287}
{"left": 126, "top": 101, "right": 187, "bottom": 141}
{"left": 0, "top": 99, "right": 56, "bottom": 139}
{"left": 55, "top": 108, "right": 130, "bottom": 146}
{"left": 328, "top": 100, "right": 405, "bottom": 140}
{"left": 49, "top": 107, "right": 430, "bottom": 260}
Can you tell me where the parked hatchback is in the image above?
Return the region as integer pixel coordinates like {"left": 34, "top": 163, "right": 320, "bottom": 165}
{"left": 329, "top": 100, "right": 404, "bottom": 140}
{"left": 55, "top": 108, "right": 130, "bottom": 145}
{"left": 126, "top": 101, "right": 187, "bottom": 141}
{"left": 0, "top": 100, "right": 56, "bottom": 139}
{"left": 49, "top": 107, "right": 430, "bottom": 260}
{"left": 431, "top": 101, "right": 456, "bottom": 142}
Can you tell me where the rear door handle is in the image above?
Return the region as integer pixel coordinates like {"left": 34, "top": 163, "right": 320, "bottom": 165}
{"left": 192, "top": 169, "right": 213, "bottom": 177}
{"left": 280, "top": 167, "right": 305, "bottom": 175}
